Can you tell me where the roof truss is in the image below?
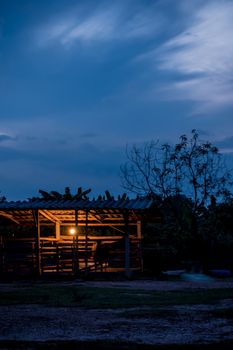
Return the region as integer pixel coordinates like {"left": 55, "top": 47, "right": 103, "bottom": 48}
{"left": 0, "top": 208, "right": 147, "bottom": 227}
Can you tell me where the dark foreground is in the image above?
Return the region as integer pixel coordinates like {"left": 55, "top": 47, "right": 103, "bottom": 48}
{"left": 0, "top": 280, "right": 233, "bottom": 348}
{"left": 1, "top": 340, "right": 233, "bottom": 350}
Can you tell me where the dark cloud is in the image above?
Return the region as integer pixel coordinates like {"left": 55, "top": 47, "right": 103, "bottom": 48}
{"left": 0, "top": 146, "right": 26, "bottom": 161}
{"left": 80, "top": 133, "right": 97, "bottom": 138}
{"left": 56, "top": 139, "right": 69, "bottom": 145}
{"left": 24, "top": 135, "right": 68, "bottom": 145}
{"left": 216, "top": 136, "right": 233, "bottom": 149}
{"left": 0, "top": 134, "right": 15, "bottom": 142}
{"left": 25, "top": 136, "right": 38, "bottom": 141}
{"left": 196, "top": 129, "right": 209, "bottom": 136}
{"left": 0, "top": 140, "right": 125, "bottom": 200}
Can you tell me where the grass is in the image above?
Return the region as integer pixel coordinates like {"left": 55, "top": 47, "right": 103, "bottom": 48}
{"left": 120, "top": 308, "right": 178, "bottom": 318}
{"left": 0, "top": 282, "right": 232, "bottom": 309}
{"left": 211, "top": 308, "right": 233, "bottom": 320}
{"left": 1, "top": 340, "right": 233, "bottom": 350}
{"left": 0, "top": 282, "right": 233, "bottom": 349}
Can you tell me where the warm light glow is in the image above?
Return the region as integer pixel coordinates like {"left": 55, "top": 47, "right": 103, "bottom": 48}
{"left": 69, "top": 228, "right": 76, "bottom": 235}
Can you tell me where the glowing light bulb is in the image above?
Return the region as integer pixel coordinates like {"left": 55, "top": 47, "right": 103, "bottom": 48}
{"left": 70, "top": 228, "right": 76, "bottom": 235}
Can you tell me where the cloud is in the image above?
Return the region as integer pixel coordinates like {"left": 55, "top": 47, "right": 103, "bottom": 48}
{"left": 141, "top": 0, "right": 233, "bottom": 112}
{"left": 36, "top": 2, "right": 162, "bottom": 48}
{"left": 159, "top": 1, "right": 233, "bottom": 75}
{"left": 80, "top": 132, "right": 97, "bottom": 139}
{"left": 60, "top": 9, "right": 118, "bottom": 44}
{"left": 0, "top": 135, "right": 124, "bottom": 200}
{"left": 215, "top": 136, "right": 233, "bottom": 153}
{"left": 0, "top": 133, "right": 15, "bottom": 143}
{"left": 161, "top": 76, "right": 233, "bottom": 113}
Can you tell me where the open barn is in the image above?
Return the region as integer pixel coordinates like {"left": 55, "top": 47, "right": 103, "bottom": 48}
{"left": 0, "top": 198, "right": 160, "bottom": 278}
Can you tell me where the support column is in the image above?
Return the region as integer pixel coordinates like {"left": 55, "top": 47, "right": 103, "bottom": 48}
{"left": 85, "top": 210, "right": 89, "bottom": 275}
{"left": 55, "top": 222, "right": 60, "bottom": 240}
{"left": 55, "top": 222, "right": 61, "bottom": 273}
{"left": 124, "top": 211, "right": 130, "bottom": 278}
{"left": 137, "top": 220, "right": 142, "bottom": 238}
{"left": 74, "top": 209, "right": 79, "bottom": 275}
{"left": 137, "top": 220, "right": 143, "bottom": 272}
{"left": 0, "top": 235, "right": 3, "bottom": 275}
{"left": 34, "top": 209, "right": 41, "bottom": 276}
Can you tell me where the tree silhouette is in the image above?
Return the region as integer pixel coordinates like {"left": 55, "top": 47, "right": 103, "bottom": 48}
{"left": 31, "top": 188, "right": 128, "bottom": 202}
{"left": 0, "top": 192, "right": 6, "bottom": 202}
{"left": 97, "top": 190, "right": 128, "bottom": 201}
{"left": 121, "top": 130, "right": 232, "bottom": 205}
{"left": 30, "top": 187, "right": 92, "bottom": 201}
{"left": 121, "top": 130, "right": 233, "bottom": 268}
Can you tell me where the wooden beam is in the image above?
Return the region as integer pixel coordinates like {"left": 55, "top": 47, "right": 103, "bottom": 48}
{"left": 39, "top": 210, "right": 62, "bottom": 224}
{"left": 88, "top": 210, "right": 125, "bottom": 233}
{"left": 0, "top": 211, "right": 21, "bottom": 225}
{"left": 59, "top": 222, "right": 137, "bottom": 227}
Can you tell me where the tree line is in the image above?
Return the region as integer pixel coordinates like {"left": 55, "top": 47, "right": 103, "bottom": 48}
{"left": 121, "top": 130, "right": 233, "bottom": 273}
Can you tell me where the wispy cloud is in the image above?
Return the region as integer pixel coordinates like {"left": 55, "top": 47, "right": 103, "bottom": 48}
{"left": 36, "top": 2, "right": 162, "bottom": 48}
{"left": 141, "top": 0, "right": 233, "bottom": 112}
{"left": 61, "top": 9, "right": 118, "bottom": 44}
{"left": 160, "top": 1, "right": 233, "bottom": 75}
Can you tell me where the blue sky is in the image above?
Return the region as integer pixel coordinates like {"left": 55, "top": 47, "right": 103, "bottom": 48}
{"left": 0, "top": 0, "right": 233, "bottom": 200}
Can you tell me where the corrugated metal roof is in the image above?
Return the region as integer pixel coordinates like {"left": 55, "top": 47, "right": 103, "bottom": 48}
{"left": 0, "top": 197, "right": 155, "bottom": 211}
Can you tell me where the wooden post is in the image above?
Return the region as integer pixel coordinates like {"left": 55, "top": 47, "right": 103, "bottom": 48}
{"left": 34, "top": 209, "right": 41, "bottom": 276}
{"left": 124, "top": 211, "right": 130, "bottom": 278}
{"left": 85, "top": 210, "right": 89, "bottom": 275}
{"left": 0, "top": 235, "right": 3, "bottom": 275}
{"left": 74, "top": 209, "right": 79, "bottom": 275}
{"left": 137, "top": 220, "right": 143, "bottom": 272}
{"left": 55, "top": 222, "right": 60, "bottom": 240}
{"left": 137, "top": 220, "right": 142, "bottom": 238}
{"left": 55, "top": 222, "right": 60, "bottom": 273}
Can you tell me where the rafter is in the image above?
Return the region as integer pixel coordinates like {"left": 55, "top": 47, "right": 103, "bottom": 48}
{"left": 0, "top": 211, "right": 21, "bottom": 225}
{"left": 39, "top": 210, "right": 62, "bottom": 224}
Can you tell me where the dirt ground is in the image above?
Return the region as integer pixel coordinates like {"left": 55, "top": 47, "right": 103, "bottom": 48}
{"left": 1, "top": 279, "right": 233, "bottom": 345}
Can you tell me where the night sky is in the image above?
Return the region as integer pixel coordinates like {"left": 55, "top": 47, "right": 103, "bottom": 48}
{"left": 0, "top": 0, "right": 233, "bottom": 200}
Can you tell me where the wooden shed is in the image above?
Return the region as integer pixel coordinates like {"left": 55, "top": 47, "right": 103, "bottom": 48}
{"left": 0, "top": 198, "right": 160, "bottom": 278}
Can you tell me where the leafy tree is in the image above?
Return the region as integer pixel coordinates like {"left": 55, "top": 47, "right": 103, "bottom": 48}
{"left": 121, "top": 130, "right": 232, "bottom": 205}
{"left": 201, "top": 196, "right": 233, "bottom": 270}
{"left": 30, "top": 187, "right": 92, "bottom": 201}
{"left": 121, "top": 130, "right": 232, "bottom": 267}
{"left": 97, "top": 190, "right": 128, "bottom": 201}
{"left": 32, "top": 188, "right": 128, "bottom": 202}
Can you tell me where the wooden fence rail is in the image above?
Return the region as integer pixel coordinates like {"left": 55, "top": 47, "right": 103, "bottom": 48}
{"left": 0, "top": 236, "right": 142, "bottom": 277}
